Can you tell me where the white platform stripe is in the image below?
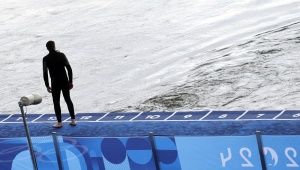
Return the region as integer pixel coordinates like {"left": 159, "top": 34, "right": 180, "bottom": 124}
{"left": 96, "top": 112, "right": 110, "bottom": 121}
{"left": 235, "top": 110, "right": 248, "bottom": 120}
{"left": 129, "top": 112, "right": 143, "bottom": 121}
{"left": 164, "top": 111, "right": 177, "bottom": 120}
{"left": 63, "top": 113, "right": 78, "bottom": 122}
{"left": 199, "top": 110, "right": 213, "bottom": 120}
{"left": 272, "top": 110, "right": 285, "bottom": 119}
{"left": 0, "top": 114, "right": 13, "bottom": 122}
{"left": 31, "top": 114, "right": 45, "bottom": 122}
{"left": 63, "top": 117, "right": 71, "bottom": 122}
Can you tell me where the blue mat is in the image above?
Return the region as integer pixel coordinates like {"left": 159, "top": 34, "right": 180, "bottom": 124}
{"left": 1, "top": 110, "right": 300, "bottom": 137}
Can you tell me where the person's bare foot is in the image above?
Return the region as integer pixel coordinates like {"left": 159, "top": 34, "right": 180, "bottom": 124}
{"left": 53, "top": 123, "right": 63, "bottom": 128}
{"left": 69, "top": 119, "right": 76, "bottom": 126}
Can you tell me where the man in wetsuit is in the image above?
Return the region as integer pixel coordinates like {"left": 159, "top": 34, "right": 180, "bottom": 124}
{"left": 43, "top": 41, "right": 76, "bottom": 127}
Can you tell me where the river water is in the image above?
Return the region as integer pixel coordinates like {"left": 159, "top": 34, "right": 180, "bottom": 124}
{"left": 1, "top": 0, "right": 300, "bottom": 113}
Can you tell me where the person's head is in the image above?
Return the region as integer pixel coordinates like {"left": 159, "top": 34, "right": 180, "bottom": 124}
{"left": 46, "top": 41, "right": 55, "bottom": 51}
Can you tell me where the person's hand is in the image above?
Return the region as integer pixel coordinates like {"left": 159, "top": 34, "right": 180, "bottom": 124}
{"left": 47, "top": 86, "right": 52, "bottom": 93}
{"left": 69, "top": 83, "right": 73, "bottom": 90}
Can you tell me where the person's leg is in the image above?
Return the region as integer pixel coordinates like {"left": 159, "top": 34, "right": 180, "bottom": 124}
{"left": 52, "top": 81, "right": 63, "bottom": 127}
{"left": 61, "top": 82, "right": 76, "bottom": 125}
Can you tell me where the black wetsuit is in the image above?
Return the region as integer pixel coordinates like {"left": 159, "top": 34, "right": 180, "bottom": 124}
{"left": 43, "top": 50, "right": 75, "bottom": 122}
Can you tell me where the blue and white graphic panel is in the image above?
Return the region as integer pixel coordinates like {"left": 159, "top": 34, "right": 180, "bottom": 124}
{"left": 167, "top": 111, "right": 209, "bottom": 120}
{"left": 61, "top": 136, "right": 156, "bottom": 170}
{"left": 239, "top": 111, "right": 282, "bottom": 120}
{"left": 261, "top": 135, "right": 300, "bottom": 169}
{"left": 133, "top": 112, "right": 174, "bottom": 121}
{"left": 0, "top": 136, "right": 58, "bottom": 170}
{"left": 3, "top": 114, "right": 42, "bottom": 123}
{"left": 101, "top": 112, "right": 140, "bottom": 121}
{"left": 32, "top": 136, "right": 59, "bottom": 169}
{"left": 0, "top": 137, "right": 31, "bottom": 170}
{"left": 203, "top": 111, "right": 245, "bottom": 120}
{"left": 174, "top": 136, "right": 262, "bottom": 170}
{"left": 75, "top": 113, "right": 107, "bottom": 122}
{"left": 154, "top": 136, "right": 182, "bottom": 170}
{"left": 275, "top": 110, "right": 300, "bottom": 120}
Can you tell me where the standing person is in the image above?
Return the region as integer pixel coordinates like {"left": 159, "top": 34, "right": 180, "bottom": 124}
{"left": 43, "top": 40, "right": 76, "bottom": 127}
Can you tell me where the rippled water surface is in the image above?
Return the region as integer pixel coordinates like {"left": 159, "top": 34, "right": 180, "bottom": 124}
{"left": 0, "top": 0, "right": 300, "bottom": 113}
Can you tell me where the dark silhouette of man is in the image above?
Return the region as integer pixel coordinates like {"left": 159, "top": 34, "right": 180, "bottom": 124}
{"left": 43, "top": 41, "right": 76, "bottom": 127}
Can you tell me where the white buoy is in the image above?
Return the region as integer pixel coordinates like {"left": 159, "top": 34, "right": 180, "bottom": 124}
{"left": 20, "top": 93, "right": 42, "bottom": 106}
{"left": 31, "top": 93, "right": 42, "bottom": 105}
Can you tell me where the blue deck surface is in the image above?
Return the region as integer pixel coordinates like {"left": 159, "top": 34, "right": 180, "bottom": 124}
{"left": 1, "top": 110, "right": 300, "bottom": 137}
{"left": 1, "top": 120, "right": 300, "bottom": 137}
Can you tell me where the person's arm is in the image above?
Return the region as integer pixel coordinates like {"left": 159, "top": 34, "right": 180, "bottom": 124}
{"left": 63, "top": 54, "right": 73, "bottom": 90}
{"left": 66, "top": 65, "right": 73, "bottom": 90}
{"left": 66, "top": 65, "right": 73, "bottom": 84}
{"left": 43, "top": 58, "right": 52, "bottom": 93}
{"left": 43, "top": 58, "right": 49, "bottom": 87}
